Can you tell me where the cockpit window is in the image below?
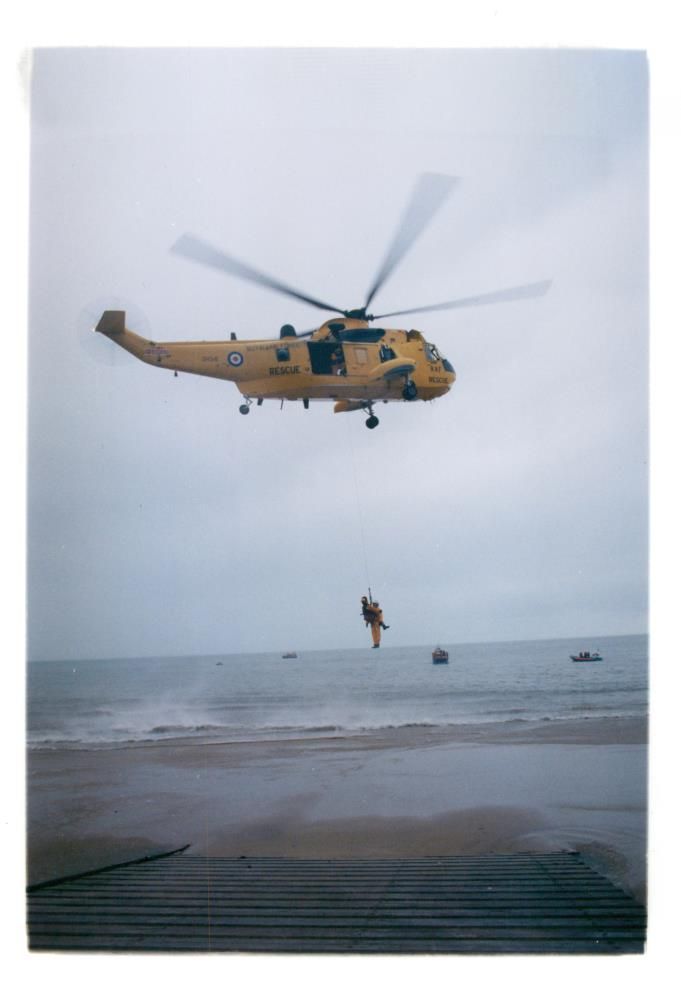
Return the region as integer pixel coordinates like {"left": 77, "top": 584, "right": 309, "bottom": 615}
{"left": 425, "top": 343, "right": 441, "bottom": 362}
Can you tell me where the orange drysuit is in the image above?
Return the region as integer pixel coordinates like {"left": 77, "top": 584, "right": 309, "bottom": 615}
{"left": 361, "top": 597, "right": 386, "bottom": 648}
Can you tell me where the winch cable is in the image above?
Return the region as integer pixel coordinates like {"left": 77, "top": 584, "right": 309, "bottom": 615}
{"left": 344, "top": 419, "right": 373, "bottom": 597}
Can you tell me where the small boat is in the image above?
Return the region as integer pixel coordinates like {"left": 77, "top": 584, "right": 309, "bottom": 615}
{"left": 282, "top": 651, "right": 298, "bottom": 659}
{"left": 570, "top": 651, "right": 603, "bottom": 662}
{"left": 432, "top": 647, "right": 449, "bottom": 664}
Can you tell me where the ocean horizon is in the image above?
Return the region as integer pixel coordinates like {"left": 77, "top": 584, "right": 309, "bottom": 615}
{"left": 28, "top": 633, "right": 648, "bottom": 751}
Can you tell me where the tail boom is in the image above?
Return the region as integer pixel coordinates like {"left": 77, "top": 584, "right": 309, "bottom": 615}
{"left": 95, "top": 310, "right": 156, "bottom": 362}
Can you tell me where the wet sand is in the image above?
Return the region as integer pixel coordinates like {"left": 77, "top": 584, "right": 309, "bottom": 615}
{"left": 27, "top": 716, "right": 648, "bottom": 901}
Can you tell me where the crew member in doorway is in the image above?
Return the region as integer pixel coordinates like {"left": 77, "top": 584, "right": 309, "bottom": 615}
{"left": 361, "top": 595, "right": 390, "bottom": 648}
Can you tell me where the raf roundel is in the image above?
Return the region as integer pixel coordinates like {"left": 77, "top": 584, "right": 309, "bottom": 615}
{"left": 227, "top": 350, "right": 244, "bottom": 367}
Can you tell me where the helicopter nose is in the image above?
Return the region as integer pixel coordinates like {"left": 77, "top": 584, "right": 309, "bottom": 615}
{"left": 443, "top": 358, "right": 456, "bottom": 380}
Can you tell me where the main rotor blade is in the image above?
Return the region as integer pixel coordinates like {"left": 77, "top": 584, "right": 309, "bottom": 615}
{"left": 364, "top": 173, "right": 458, "bottom": 312}
{"left": 370, "top": 279, "right": 552, "bottom": 321}
{"left": 171, "top": 233, "right": 346, "bottom": 315}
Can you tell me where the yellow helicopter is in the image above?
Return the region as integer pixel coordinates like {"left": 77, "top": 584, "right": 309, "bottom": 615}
{"left": 95, "top": 174, "right": 550, "bottom": 429}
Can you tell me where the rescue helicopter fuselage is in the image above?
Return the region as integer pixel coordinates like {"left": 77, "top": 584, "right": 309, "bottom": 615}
{"left": 96, "top": 311, "right": 456, "bottom": 423}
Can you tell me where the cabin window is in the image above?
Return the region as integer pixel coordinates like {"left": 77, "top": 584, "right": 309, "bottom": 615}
{"left": 425, "top": 343, "right": 441, "bottom": 362}
{"left": 276, "top": 347, "right": 290, "bottom": 362}
{"left": 380, "top": 345, "right": 396, "bottom": 362}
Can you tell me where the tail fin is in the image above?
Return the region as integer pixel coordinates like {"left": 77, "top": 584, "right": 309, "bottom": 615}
{"left": 96, "top": 310, "right": 126, "bottom": 336}
{"left": 94, "top": 309, "right": 154, "bottom": 363}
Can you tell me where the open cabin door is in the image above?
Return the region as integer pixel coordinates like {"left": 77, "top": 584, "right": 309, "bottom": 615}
{"left": 306, "top": 339, "right": 382, "bottom": 379}
{"left": 307, "top": 341, "right": 346, "bottom": 375}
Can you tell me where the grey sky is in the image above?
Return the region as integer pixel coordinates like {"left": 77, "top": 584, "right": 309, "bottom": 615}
{"left": 27, "top": 48, "right": 648, "bottom": 660}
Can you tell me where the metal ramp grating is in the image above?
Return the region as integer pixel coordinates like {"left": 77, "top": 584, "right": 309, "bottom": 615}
{"left": 27, "top": 851, "right": 646, "bottom": 954}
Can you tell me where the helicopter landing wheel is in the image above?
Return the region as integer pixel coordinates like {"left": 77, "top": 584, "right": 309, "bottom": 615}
{"left": 239, "top": 403, "right": 250, "bottom": 415}
{"left": 402, "top": 379, "right": 418, "bottom": 401}
{"left": 363, "top": 401, "right": 379, "bottom": 429}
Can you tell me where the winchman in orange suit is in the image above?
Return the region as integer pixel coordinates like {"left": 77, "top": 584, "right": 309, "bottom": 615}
{"left": 361, "top": 595, "right": 390, "bottom": 648}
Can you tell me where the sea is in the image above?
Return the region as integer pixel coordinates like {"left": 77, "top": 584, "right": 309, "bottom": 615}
{"left": 27, "top": 634, "right": 648, "bottom": 751}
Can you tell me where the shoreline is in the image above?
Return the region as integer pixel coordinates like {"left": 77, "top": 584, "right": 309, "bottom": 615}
{"left": 28, "top": 713, "right": 648, "bottom": 754}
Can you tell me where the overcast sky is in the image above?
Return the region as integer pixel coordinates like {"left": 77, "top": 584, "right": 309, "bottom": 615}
{"left": 27, "top": 47, "right": 648, "bottom": 660}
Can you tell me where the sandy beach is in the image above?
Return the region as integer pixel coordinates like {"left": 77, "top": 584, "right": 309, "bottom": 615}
{"left": 27, "top": 716, "right": 647, "bottom": 902}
